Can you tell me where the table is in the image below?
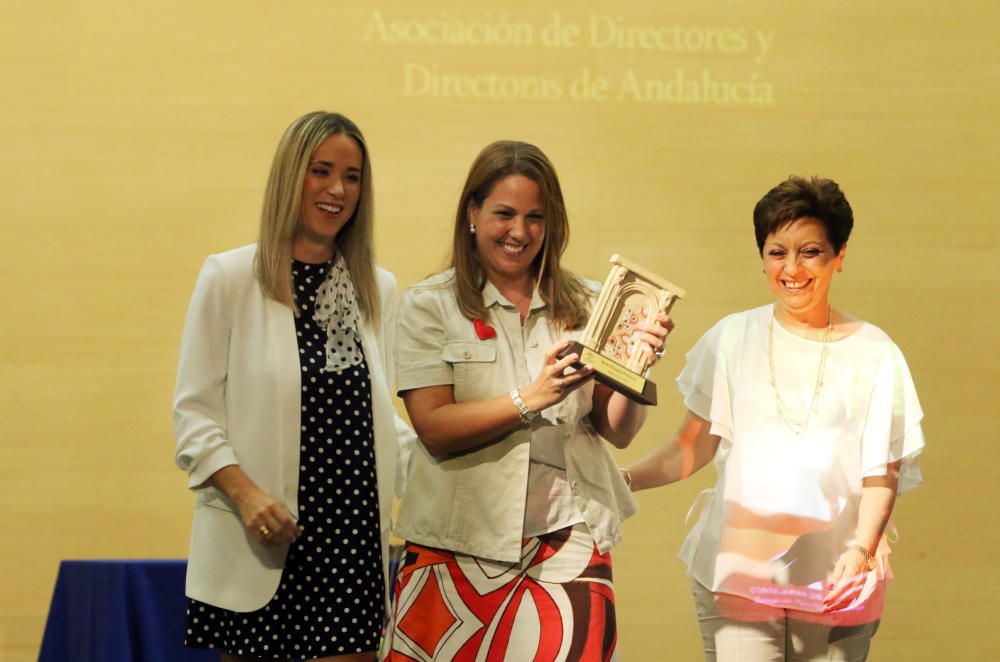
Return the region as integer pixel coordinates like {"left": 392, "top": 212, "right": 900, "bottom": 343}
{"left": 39, "top": 559, "right": 216, "bottom": 662}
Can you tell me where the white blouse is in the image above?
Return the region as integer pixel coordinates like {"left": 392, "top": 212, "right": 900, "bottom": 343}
{"left": 677, "top": 305, "right": 924, "bottom": 615}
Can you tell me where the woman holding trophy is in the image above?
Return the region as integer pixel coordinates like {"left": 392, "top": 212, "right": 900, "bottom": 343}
{"left": 381, "top": 140, "right": 672, "bottom": 660}
{"left": 628, "top": 176, "right": 925, "bottom": 661}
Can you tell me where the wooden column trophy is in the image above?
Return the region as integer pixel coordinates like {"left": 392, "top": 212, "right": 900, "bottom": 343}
{"left": 563, "top": 255, "right": 686, "bottom": 405}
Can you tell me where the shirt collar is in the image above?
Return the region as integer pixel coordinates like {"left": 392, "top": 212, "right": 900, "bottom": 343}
{"left": 481, "top": 279, "right": 547, "bottom": 312}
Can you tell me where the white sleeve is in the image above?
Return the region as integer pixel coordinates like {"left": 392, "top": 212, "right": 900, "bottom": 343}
{"left": 172, "top": 256, "right": 239, "bottom": 489}
{"left": 376, "top": 269, "right": 418, "bottom": 498}
{"left": 860, "top": 342, "right": 925, "bottom": 494}
{"left": 675, "top": 318, "right": 735, "bottom": 441}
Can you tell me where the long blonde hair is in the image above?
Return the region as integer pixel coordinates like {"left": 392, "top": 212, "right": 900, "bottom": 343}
{"left": 254, "top": 111, "right": 378, "bottom": 323}
{"left": 451, "top": 140, "right": 590, "bottom": 329}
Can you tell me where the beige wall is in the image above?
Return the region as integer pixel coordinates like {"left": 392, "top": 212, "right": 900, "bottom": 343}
{"left": 2, "top": 1, "right": 996, "bottom": 659}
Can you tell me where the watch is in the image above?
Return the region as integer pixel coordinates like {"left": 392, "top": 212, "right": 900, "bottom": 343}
{"left": 510, "top": 388, "right": 537, "bottom": 425}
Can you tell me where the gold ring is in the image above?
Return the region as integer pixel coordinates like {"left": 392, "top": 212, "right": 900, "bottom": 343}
{"left": 259, "top": 525, "right": 271, "bottom": 537}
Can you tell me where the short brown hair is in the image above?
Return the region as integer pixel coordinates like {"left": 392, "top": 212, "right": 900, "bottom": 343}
{"left": 753, "top": 176, "right": 853, "bottom": 254}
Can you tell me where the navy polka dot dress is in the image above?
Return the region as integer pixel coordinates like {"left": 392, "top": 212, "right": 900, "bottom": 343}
{"left": 185, "top": 258, "right": 384, "bottom": 659}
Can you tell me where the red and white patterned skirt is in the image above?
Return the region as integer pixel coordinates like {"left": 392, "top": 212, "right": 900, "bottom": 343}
{"left": 381, "top": 523, "right": 617, "bottom": 661}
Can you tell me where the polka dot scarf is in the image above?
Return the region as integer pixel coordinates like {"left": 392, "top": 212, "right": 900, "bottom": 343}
{"left": 312, "top": 254, "right": 364, "bottom": 372}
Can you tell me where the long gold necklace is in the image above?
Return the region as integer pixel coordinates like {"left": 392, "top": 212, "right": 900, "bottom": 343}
{"left": 767, "top": 306, "right": 833, "bottom": 435}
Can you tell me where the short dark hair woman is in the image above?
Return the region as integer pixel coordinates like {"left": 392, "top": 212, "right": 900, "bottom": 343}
{"left": 628, "top": 176, "right": 925, "bottom": 661}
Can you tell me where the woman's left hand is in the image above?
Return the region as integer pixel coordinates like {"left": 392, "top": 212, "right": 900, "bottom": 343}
{"left": 631, "top": 313, "right": 674, "bottom": 367}
{"left": 822, "top": 547, "right": 871, "bottom": 611}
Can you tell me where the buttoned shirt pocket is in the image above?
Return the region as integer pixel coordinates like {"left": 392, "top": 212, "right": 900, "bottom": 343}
{"left": 442, "top": 341, "right": 498, "bottom": 402}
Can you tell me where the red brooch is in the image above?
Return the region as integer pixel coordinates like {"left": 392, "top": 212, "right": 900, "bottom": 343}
{"left": 473, "top": 318, "right": 496, "bottom": 340}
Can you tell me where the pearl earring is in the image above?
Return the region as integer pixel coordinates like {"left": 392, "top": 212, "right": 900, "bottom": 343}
{"left": 469, "top": 223, "right": 476, "bottom": 235}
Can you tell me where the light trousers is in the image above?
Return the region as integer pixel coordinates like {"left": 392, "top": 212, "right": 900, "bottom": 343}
{"left": 691, "top": 581, "right": 881, "bottom": 662}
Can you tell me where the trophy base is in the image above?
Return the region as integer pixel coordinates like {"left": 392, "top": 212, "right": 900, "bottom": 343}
{"left": 560, "top": 341, "right": 658, "bottom": 406}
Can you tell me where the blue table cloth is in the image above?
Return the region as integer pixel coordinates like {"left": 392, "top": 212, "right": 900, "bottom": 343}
{"left": 39, "top": 559, "right": 215, "bottom": 662}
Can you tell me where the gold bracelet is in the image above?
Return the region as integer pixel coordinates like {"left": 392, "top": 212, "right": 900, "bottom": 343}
{"left": 852, "top": 544, "right": 875, "bottom": 571}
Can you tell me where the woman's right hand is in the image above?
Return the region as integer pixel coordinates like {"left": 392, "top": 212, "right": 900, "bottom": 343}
{"left": 519, "top": 340, "right": 595, "bottom": 414}
{"left": 400, "top": 340, "right": 595, "bottom": 457}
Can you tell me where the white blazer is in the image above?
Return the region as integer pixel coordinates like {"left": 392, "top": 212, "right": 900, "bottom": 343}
{"left": 173, "top": 244, "right": 413, "bottom": 612}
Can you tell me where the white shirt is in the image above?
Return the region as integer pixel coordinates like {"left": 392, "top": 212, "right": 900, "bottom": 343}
{"left": 678, "top": 305, "right": 924, "bottom": 615}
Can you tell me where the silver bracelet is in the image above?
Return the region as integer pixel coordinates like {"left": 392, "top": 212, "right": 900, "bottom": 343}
{"left": 510, "top": 388, "right": 536, "bottom": 425}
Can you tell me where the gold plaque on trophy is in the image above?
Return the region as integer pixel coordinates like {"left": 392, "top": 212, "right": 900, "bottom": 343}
{"left": 563, "top": 254, "right": 686, "bottom": 405}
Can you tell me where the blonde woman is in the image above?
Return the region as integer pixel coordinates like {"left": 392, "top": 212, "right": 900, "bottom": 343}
{"left": 381, "top": 141, "right": 672, "bottom": 660}
{"left": 174, "top": 111, "right": 412, "bottom": 662}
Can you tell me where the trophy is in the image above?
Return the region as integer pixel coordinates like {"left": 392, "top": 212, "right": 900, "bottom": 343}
{"left": 563, "top": 255, "right": 686, "bottom": 405}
